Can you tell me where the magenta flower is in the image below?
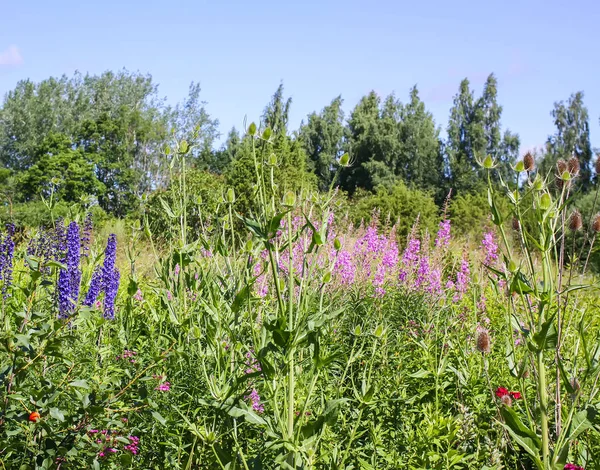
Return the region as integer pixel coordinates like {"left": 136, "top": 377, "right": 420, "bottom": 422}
{"left": 481, "top": 231, "right": 499, "bottom": 265}
{"left": 435, "top": 219, "right": 451, "bottom": 248}
{"left": 155, "top": 382, "right": 171, "bottom": 392}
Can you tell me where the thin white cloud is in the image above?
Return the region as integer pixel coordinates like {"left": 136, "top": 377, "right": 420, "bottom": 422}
{"left": 0, "top": 45, "right": 23, "bottom": 67}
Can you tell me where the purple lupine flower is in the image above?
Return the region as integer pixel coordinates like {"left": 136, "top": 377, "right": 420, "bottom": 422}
{"left": 435, "top": 219, "right": 451, "bottom": 248}
{"left": 57, "top": 268, "right": 72, "bottom": 318}
{"left": 81, "top": 213, "right": 93, "bottom": 257}
{"left": 66, "top": 222, "right": 81, "bottom": 303}
{"left": 103, "top": 267, "right": 120, "bottom": 320}
{"left": 481, "top": 231, "right": 498, "bottom": 266}
{"left": 0, "top": 224, "right": 15, "bottom": 298}
{"left": 102, "top": 234, "right": 117, "bottom": 289}
{"left": 245, "top": 388, "right": 264, "bottom": 413}
{"left": 84, "top": 267, "right": 103, "bottom": 307}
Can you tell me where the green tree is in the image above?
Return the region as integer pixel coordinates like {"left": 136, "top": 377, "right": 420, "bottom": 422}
{"left": 545, "top": 92, "right": 592, "bottom": 191}
{"left": 299, "top": 96, "right": 345, "bottom": 190}
{"left": 16, "top": 133, "right": 103, "bottom": 203}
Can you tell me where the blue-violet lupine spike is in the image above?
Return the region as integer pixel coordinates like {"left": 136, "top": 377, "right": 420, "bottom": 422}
{"left": 66, "top": 222, "right": 81, "bottom": 303}
{"left": 84, "top": 267, "right": 103, "bottom": 307}
{"left": 103, "top": 267, "right": 120, "bottom": 320}
{"left": 57, "top": 268, "right": 72, "bottom": 318}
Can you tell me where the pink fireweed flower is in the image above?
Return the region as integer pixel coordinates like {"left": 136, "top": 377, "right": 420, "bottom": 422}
{"left": 427, "top": 268, "right": 442, "bottom": 295}
{"left": 334, "top": 250, "right": 355, "bottom": 285}
{"left": 173, "top": 264, "right": 180, "bottom": 277}
{"left": 435, "top": 219, "right": 451, "bottom": 248}
{"left": 245, "top": 351, "right": 261, "bottom": 375}
{"left": 399, "top": 238, "right": 420, "bottom": 282}
{"left": 481, "top": 231, "right": 499, "bottom": 266}
{"left": 414, "top": 256, "right": 430, "bottom": 289}
{"left": 452, "top": 256, "right": 470, "bottom": 302}
{"left": 166, "top": 290, "right": 173, "bottom": 301}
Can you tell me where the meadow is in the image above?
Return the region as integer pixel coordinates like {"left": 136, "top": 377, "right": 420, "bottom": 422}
{"left": 1, "top": 132, "right": 600, "bottom": 470}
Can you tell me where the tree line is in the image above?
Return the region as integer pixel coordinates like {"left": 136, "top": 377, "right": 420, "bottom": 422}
{"left": 0, "top": 69, "right": 596, "bottom": 222}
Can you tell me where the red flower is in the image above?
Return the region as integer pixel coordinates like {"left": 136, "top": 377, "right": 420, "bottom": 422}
{"left": 495, "top": 387, "right": 509, "bottom": 398}
{"left": 29, "top": 411, "right": 41, "bottom": 422}
{"left": 510, "top": 391, "right": 522, "bottom": 400}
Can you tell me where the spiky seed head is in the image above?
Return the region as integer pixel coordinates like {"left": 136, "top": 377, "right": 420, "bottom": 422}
{"left": 523, "top": 152, "right": 535, "bottom": 171}
{"left": 595, "top": 154, "right": 600, "bottom": 175}
{"left": 476, "top": 328, "right": 491, "bottom": 354}
{"left": 568, "top": 156, "right": 580, "bottom": 177}
{"left": 557, "top": 159, "right": 567, "bottom": 174}
{"left": 512, "top": 217, "right": 521, "bottom": 231}
{"left": 500, "top": 394, "right": 513, "bottom": 407}
{"left": 569, "top": 210, "right": 583, "bottom": 231}
{"left": 593, "top": 214, "right": 600, "bottom": 233}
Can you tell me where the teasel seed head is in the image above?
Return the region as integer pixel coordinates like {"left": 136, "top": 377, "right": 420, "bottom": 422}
{"left": 500, "top": 394, "right": 513, "bottom": 407}
{"left": 512, "top": 217, "right": 521, "bottom": 232}
{"left": 476, "top": 327, "right": 491, "bottom": 354}
{"left": 523, "top": 152, "right": 535, "bottom": 172}
{"left": 592, "top": 214, "right": 600, "bottom": 233}
{"left": 569, "top": 210, "right": 583, "bottom": 231}
{"left": 568, "top": 156, "right": 580, "bottom": 177}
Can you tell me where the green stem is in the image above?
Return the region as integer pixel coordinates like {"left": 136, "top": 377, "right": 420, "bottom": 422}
{"left": 537, "top": 350, "right": 550, "bottom": 468}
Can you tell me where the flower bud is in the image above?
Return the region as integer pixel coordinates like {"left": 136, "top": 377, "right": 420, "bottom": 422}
{"left": 539, "top": 193, "right": 552, "bottom": 210}
{"left": 322, "top": 271, "right": 332, "bottom": 284}
{"left": 569, "top": 210, "right": 583, "bottom": 231}
{"left": 225, "top": 188, "right": 236, "bottom": 204}
{"left": 268, "top": 153, "right": 278, "bottom": 166}
{"left": 339, "top": 153, "right": 350, "bottom": 167}
{"left": 482, "top": 155, "right": 494, "bottom": 169}
{"left": 179, "top": 140, "right": 190, "bottom": 154}
{"left": 514, "top": 161, "right": 525, "bottom": 172}
{"left": 334, "top": 238, "right": 341, "bottom": 250}
{"left": 508, "top": 260, "right": 518, "bottom": 273}
{"left": 282, "top": 190, "right": 296, "bottom": 207}
{"left": 523, "top": 151, "right": 535, "bottom": 171}
{"left": 262, "top": 127, "right": 272, "bottom": 140}
{"left": 247, "top": 122, "right": 257, "bottom": 136}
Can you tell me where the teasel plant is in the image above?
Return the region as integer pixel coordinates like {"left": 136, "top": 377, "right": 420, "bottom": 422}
{"left": 482, "top": 153, "right": 600, "bottom": 469}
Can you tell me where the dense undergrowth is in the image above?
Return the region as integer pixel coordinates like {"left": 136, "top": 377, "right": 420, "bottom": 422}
{"left": 1, "top": 130, "right": 600, "bottom": 470}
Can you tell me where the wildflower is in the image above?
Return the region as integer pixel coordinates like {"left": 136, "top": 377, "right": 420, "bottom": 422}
{"left": 452, "top": 255, "right": 470, "bottom": 302}
{"left": 476, "top": 327, "right": 491, "bottom": 354}
{"left": 481, "top": 231, "right": 498, "bottom": 266}
{"left": 124, "top": 435, "right": 140, "bottom": 455}
{"left": 495, "top": 387, "right": 509, "bottom": 398}
{"left": 509, "top": 391, "right": 522, "bottom": 400}
{"left": 245, "top": 388, "right": 264, "bottom": 413}
{"left": 564, "top": 464, "right": 584, "bottom": 470}
{"left": 334, "top": 250, "right": 355, "bottom": 285}
{"left": 155, "top": 382, "right": 171, "bottom": 392}
{"left": 434, "top": 219, "right": 451, "bottom": 248}
{"left": 103, "top": 268, "right": 120, "bottom": 320}
{"left": 29, "top": 411, "right": 41, "bottom": 422}
{"left": 83, "top": 267, "right": 103, "bottom": 307}
{"left": 244, "top": 351, "right": 261, "bottom": 375}
{"left": 102, "top": 234, "right": 117, "bottom": 294}
{"left": 173, "top": 263, "right": 180, "bottom": 277}
{"left": 0, "top": 224, "right": 15, "bottom": 298}
{"left": 399, "top": 237, "right": 420, "bottom": 282}
{"left": 133, "top": 288, "right": 143, "bottom": 302}
{"left": 166, "top": 290, "right": 173, "bottom": 301}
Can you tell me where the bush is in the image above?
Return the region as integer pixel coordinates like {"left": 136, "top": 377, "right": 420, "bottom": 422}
{"left": 345, "top": 181, "right": 439, "bottom": 239}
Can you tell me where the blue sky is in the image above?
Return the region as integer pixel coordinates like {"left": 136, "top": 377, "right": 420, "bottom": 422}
{"left": 1, "top": 0, "right": 598, "bottom": 152}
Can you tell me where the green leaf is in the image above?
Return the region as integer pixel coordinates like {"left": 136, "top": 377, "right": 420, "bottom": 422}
{"left": 50, "top": 408, "right": 65, "bottom": 422}
{"left": 409, "top": 369, "right": 430, "bottom": 379}
{"left": 159, "top": 197, "right": 176, "bottom": 219}
{"left": 68, "top": 380, "right": 89, "bottom": 389}
{"left": 151, "top": 410, "right": 166, "bottom": 426}
{"left": 499, "top": 406, "right": 542, "bottom": 468}
{"left": 227, "top": 405, "right": 267, "bottom": 426}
